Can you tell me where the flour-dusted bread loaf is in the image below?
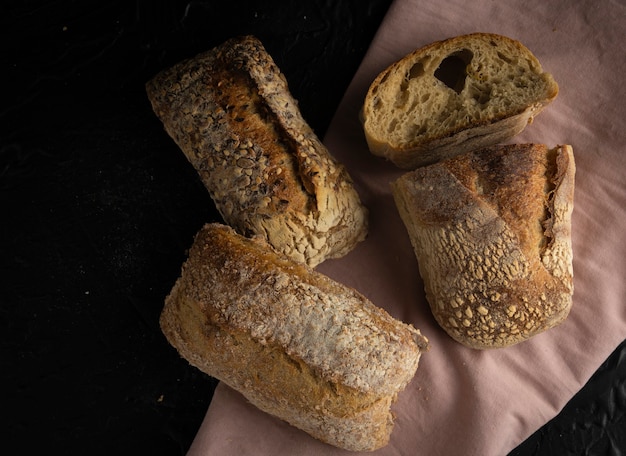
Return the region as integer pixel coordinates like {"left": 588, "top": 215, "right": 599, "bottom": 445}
{"left": 392, "top": 144, "right": 575, "bottom": 349}
{"left": 160, "top": 223, "right": 429, "bottom": 451}
{"left": 146, "top": 36, "right": 368, "bottom": 267}
{"left": 362, "top": 33, "right": 559, "bottom": 169}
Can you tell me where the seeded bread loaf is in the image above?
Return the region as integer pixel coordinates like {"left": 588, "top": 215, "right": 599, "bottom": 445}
{"left": 160, "top": 223, "right": 429, "bottom": 451}
{"left": 362, "top": 33, "right": 559, "bottom": 169}
{"left": 146, "top": 36, "right": 368, "bottom": 267}
{"left": 392, "top": 144, "right": 575, "bottom": 349}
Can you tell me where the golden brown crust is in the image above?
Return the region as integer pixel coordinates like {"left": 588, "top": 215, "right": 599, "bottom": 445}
{"left": 392, "top": 144, "right": 575, "bottom": 349}
{"left": 160, "top": 223, "right": 428, "bottom": 451}
{"left": 146, "top": 36, "right": 368, "bottom": 267}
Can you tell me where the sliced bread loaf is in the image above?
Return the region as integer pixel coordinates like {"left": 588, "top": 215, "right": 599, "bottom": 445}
{"left": 362, "top": 33, "right": 559, "bottom": 168}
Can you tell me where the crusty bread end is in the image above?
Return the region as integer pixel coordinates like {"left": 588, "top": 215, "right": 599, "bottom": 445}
{"left": 392, "top": 144, "right": 575, "bottom": 349}
{"left": 160, "top": 223, "right": 429, "bottom": 450}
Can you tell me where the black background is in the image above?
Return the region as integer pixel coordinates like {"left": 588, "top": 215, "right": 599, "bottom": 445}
{"left": 3, "top": 1, "right": 625, "bottom": 454}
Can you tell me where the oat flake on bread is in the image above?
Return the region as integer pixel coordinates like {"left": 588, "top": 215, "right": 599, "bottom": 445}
{"left": 146, "top": 35, "right": 368, "bottom": 267}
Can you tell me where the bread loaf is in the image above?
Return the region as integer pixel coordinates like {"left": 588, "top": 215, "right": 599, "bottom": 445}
{"left": 146, "top": 36, "right": 368, "bottom": 267}
{"left": 160, "top": 223, "right": 429, "bottom": 451}
{"left": 362, "top": 33, "right": 559, "bottom": 169}
{"left": 392, "top": 144, "right": 575, "bottom": 349}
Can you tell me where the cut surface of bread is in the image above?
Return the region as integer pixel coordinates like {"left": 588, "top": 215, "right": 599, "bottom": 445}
{"left": 392, "top": 144, "right": 575, "bottom": 349}
{"left": 362, "top": 33, "right": 559, "bottom": 168}
{"left": 160, "top": 223, "right": 429, "bottom": 451}
{"left": 146, "top": 36, "right": 368, "bottom": 267}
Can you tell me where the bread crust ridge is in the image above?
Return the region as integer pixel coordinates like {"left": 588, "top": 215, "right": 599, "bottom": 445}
{"left": 147, "top": 36, "right": 368, "bottom": 267}
{"left": 160, "top": 223, "right": 429, "bottom": 450}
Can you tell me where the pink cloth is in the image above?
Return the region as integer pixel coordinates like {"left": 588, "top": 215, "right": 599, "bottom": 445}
{"left": 188, "top": 1, "right": 626, "bottom": 454}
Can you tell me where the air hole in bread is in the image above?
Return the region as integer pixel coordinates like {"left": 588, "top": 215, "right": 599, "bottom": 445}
{"left": 388, "top": 118, "right": 398, "bottom": 133}
{"left": 471, "top": 89, "right": 491, "bottom": 106}
{"left": 396, "top": 88, "right": 409, "bottom": 108}
{"left": 497, "top": 51, "right": 514, "bottom": 64}
{"left": 412, "top": 124, "right": 427, "bottom": 136}
{"left": 408, "top": 60, "right": 425, "bottom": 80}
{"left": 434, "top": 49, "right": 473, "bottom": 94}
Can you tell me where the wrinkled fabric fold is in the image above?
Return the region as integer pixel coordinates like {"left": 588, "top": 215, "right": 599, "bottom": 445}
{"left": 188, "top": 1, "right": 626, "bottom": 454}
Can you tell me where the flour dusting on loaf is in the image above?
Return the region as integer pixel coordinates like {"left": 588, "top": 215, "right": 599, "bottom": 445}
{"left": 160, "top": 223, "right": 429, "bottom": 451}
{"left": 393, "top": 144, "right": 575, "bottom": 349}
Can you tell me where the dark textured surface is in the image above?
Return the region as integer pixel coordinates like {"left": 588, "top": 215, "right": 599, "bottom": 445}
{"left": 2, "top": 1, "right": 624, "bottom": 455}
{"left": 511, "top": 339, "right": 626, "bottom": 456}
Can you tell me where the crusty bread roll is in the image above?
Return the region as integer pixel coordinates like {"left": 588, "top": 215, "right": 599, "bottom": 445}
{"left": 392, "top": 144, "right": 575, "bottom": 349}
{"left": 160, "top": 223, "right": 429, "bottom": 451}
{"left": 146, "top": 36, "right": 368, "bottom": 267}
{"left": 362, "top": 33, "right": 559, "bottom": 169}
